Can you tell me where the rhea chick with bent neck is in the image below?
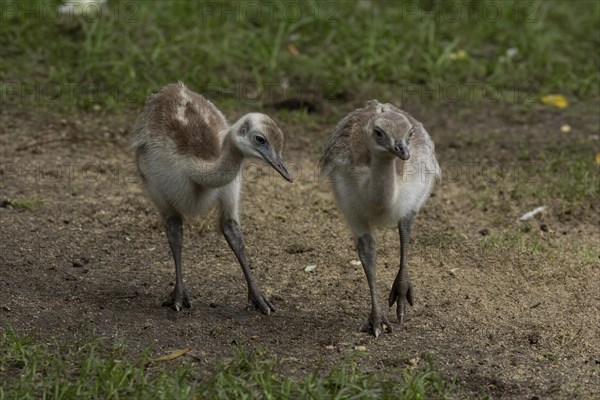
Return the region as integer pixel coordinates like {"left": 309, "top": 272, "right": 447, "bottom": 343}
{"left": 132, "top": 82, "right": 293, "bottom": 314}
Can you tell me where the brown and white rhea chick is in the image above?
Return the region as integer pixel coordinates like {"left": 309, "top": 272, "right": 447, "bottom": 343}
{"left": 131, "top": 82, "right": 292, "bottom": 314}
{"left": 321, "top": 100, "right": 440, "bottom": 337}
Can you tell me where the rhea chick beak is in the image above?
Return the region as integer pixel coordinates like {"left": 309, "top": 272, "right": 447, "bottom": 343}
{"left": 257, "top": 147, "right": 293, "bottom": 182}
{"left": 389, "top": 140, "right": 410, "bottom": 160}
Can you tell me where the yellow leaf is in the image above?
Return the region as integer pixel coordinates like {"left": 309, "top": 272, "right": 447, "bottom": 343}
{"left": 149, "top": 347, "right": 191, "bottom": 363}
{"left": 287, "top": 43, "right": 299, "bottom": 58}
{"left": 560, "top": 124, "right": 571, "bottom": 133}
{"left": 448, "top": 49, "right": 468, "bottom": 61}
{"left": 540, "top": 95, "right": 568, "bottom": 109}
{"left": 595, "top": 152, "right": 600, "bottom": 165}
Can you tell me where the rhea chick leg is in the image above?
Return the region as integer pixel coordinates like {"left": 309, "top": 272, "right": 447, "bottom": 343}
{"left": 220, "top": 218, "right": 275, "bottom": 315}
{"left": 358, "top": 233, "right": 392, "bottom": 338}
{"left": 162, "top": 215, "right": 191, "bottom": 311}
{"left": 218, "top": 179, "right": 274, "bottom": 315}
{"left": 388, "top": 212, "right": 416, "bottom": 323}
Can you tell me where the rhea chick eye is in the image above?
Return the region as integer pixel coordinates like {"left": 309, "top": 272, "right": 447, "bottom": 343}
{"left": 374, "top": 128, "right": 384, "bottom": 138}
{"left": 254, "top": 135, "right": 266, "bottom": 145}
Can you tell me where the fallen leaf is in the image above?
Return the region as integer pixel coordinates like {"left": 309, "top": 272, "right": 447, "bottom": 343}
{"left": 595, "top": 152, "right": 600, "bottom": 165}
{"left": 560, "top": 124, "right": 571, "bottom": 133}
{"left": 506, "top": 47, "right": 518, "bottom": 58}
{"left": 287, "top": 43, "right": 299, "bottom": 58}
{"left": 274, "top": 214, "right": 287, "bottom": 221}
{"left": 448, "top": 49, "right": 468, "bottom": 61}
{"left": 59, "top": 0, "right": 106, "bottom": 16}
{"left": 149, "top": 347, "right": 191, "bottom": 363}
{"left": 540, "top": 95, "right": 568, "bottom": 109}
{"left": 354, "top": 345, "right": 367, "bottom": 351}
{"left": 349, "top": 260, "right": 361, "bottom": 267}
{"left": 304, "top": 265, "right": 317, "bottom": 273}
{"left": 499, "top": 47, "right": 519, "bottom": 63}
{"left": 408, "top": 358, "right": 419, "bottom": 366}
{"left": 519, "top": 206, "right": 546, "bottom": 221}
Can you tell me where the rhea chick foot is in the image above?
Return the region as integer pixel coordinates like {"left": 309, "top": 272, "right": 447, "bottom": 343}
{"left": 321, "top": 100, "right": 440, "bottom": 337}
{"left": 132, "top": 82, "right": 292, "bottom": 314}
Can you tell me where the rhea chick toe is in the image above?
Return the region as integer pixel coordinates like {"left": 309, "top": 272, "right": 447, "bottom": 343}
{"left": 321, "top": 100, "right": 440, "bottom": 337}
{"left": 132, "top": 82, "right": 292, "bottom": 314}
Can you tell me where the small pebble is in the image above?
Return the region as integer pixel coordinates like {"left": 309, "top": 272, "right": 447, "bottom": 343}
{"left": 354, "top": 345, "right": 367, "bottom": 351}
{"left": 479, "top": 228, "right": 490, "bottom": 236}
{"left": 304, "top": 265, "right": 317, "bottom": 273}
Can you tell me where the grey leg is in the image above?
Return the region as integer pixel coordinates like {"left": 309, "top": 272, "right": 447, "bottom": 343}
{"left": 162, "top": 215, "right": 191, "bottom": 311}
{"left": 220, "top": 218, "right": 275, "bottom": 315}
{"left": 388, "top": 212, "right": 416, "bottom": 324}
{"left": 357, "top": 233, "right": 391, "bottom": 338}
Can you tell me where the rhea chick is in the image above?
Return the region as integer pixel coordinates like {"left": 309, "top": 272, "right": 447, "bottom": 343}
{"left": 131, "top": 82, "right": 292, "bottom": 314}
{"left": 321, "top": 100, "right": 440, "bottom": 337}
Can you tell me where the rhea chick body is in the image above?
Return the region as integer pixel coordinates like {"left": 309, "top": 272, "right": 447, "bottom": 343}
{"left": 331, "top": 158, "right": 434, "bottom": 230}
{"left": 132, "top": 82, "right": 292, "bottom": 314}
{"left": 321, "top": 100, "right": 440, "bottom": 337}
{"left": 132, "top": 83, "right": 291, "bottom": 218}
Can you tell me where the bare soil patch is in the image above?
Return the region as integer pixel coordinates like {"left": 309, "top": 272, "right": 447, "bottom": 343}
{"left": 1, "top": 100, "right": 598, "bottom": 399}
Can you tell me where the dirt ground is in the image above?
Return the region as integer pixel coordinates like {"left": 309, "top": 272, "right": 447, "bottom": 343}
{"left": 1, "top": 98, "right": 599, "bottom": 399}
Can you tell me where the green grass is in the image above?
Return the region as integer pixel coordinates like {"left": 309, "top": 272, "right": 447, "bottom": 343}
{"left": 9, "top": 198, "right": 43, "bottom": 210}
{"left": 528, "top": 151, "right": 600, "bottom": 202}
{"left": 478, "top": 230, "right": 598, "bottom": 268}
{"left": 500, "top": 150, "right": 598, "bottom": 205}
{"left": 464, "top": 136, "right": 599, "bottom": 209}
{"left": 1, "top": 0, "right": 598, "bottom": 111}
{"left": 0, "top": 329, "right": 460, "bottom": 400}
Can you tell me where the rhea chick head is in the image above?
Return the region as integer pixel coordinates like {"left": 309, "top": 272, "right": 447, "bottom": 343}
{"left": 369, "top": 112, "right": 414, "bottom": 161}
{"left": 232, "top": 113, "right": 293, "bottom": 182}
